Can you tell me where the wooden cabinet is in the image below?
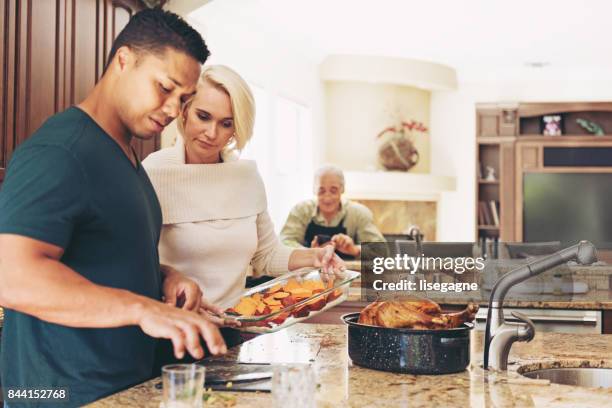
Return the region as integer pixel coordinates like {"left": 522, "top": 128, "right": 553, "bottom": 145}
{"left": 476, "top": 103, "right": 518, "bottom": 138}
{"left": 0, "top": 0, "right": 158, "bottom": 186}
{"left": 476, "top": 102, "right": 612, "bottom": 245}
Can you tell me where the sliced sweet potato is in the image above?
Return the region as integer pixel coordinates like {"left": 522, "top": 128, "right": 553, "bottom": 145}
{"left": 282, "top": 279, "right": 301, "bottom": 292}
{"left": 302, "top": 280, "right": 325, "bottom": 291}
{"left": 263, "top": 297, "right": 282, "bottom": 306}
{"left": 291, "top": 305, "right": 310, "bottom": 318}
{"left": 270, "top": 312, "right": 290, "bottom": 325}
{"left": 252, "top": 293, "right": 263, "bottom": 302}
{"left": 281, "top": 295, "right": 297, "bottom": 307}
{"left": 306, "top": 297, "right": 326, "bottom": 311}
{"left": 233, "top": 298, "right": 257, "bottom": 316}
{"left": 266, "top": 283, "right": 283, "bottom": 294}
{"left": 289, "top": 288, "right": 313, "bottom": 299}
{"left": 272, "top": 291, "right": 290, "bottom": 299}
{"left": 245, "top": 296, "right": 259, "bottom": 305}
{"left": 255, "top": 302, "right": 267, "bottom": 315}
{"left": 268, "top": 305, "right": 282, "bottom": 313}
{"left": 327, "top": 288, "right": 343, "bottom": 302}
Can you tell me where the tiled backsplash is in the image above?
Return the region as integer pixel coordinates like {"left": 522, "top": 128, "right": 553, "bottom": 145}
{"left": 354, "top": 199, "right": 436, "bottom": 240}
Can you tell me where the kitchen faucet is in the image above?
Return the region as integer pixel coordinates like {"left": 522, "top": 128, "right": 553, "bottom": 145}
{"left": 407, "top": 225, "right": 423, "bottom": 255}
{"left": 483, "top": 240, "right": 597, "bottom": 370}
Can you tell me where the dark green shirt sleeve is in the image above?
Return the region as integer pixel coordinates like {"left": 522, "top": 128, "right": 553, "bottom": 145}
{"left": 0, "top": 145, "right": 90, "bottom": 249}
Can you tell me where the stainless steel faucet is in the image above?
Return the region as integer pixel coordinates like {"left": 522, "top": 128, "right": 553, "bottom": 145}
{"left": 407, "top": 226, "right": 423, "bottom": 255}
{"left": 483, "top": 240, "right": 597, "bottom": 370}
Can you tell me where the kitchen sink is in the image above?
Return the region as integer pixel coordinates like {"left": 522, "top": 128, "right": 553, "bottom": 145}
{"left": 521, "top": 367, "right": 612, "bottom": 388}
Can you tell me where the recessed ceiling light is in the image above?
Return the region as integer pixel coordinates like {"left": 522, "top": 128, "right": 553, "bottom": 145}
{"left": 524, "top": 62, "right": 551, "bottom": 68}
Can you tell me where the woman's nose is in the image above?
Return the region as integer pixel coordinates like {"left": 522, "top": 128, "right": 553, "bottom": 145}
{"left": 204, "top": 123, "right": 218, "bottom": 140}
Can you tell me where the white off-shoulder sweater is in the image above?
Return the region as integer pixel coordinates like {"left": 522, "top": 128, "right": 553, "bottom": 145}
{"left": 142, "top": 140, "right": 293, "bottom": 307}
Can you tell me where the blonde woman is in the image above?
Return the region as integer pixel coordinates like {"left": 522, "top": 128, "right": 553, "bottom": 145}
{"left": 143, "top": 65, "right": 344, "bottom": 319}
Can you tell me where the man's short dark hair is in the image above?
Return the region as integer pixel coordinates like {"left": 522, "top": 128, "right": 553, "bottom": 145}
{"left": 105, "top": 8, "right": 209, "bottom": 71}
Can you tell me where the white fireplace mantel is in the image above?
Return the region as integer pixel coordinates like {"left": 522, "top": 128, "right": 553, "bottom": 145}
{"left": 343, "top": 171, "right": 456, "bottom": 201}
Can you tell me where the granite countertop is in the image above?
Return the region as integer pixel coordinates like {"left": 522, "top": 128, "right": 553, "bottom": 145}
{"left": 435, "top": 290, "right": 612, "bottom": 310}
{"left": 88, "top": 323, "right": 612, "bottom": 407}
{"left": 347, "top": 288, "right": 612, "bottom": 310}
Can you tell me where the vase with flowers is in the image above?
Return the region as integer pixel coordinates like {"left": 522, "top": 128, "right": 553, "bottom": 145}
{"left": 376, "top": 120, "right": 427, "bottom": 171}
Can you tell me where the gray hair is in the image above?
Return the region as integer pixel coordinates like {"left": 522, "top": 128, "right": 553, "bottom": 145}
{"left": 314, "top": 165, "right": 345, "bottom": 192}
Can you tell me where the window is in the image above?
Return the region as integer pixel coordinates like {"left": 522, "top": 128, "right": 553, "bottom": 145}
{"left": 245, "top": 83, "right": 313, "bottom": 230}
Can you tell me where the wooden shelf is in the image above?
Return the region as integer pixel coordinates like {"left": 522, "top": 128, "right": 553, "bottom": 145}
{"left": 518, "top": 134, "right": 612, "bottom": 142}
{"left": 478, "top": 225, "right": 499, "bottom": 230}
{"left": 517, "top": 102, "right": 612, "bottom": 117}
{"left": 477, "top": 136, "right": 517, "bottom": 144}
{"left": 478, "top": 179, "right": 499, "bottom": 184}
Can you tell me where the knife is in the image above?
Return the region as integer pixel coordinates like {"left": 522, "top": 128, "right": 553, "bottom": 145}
{"left": 205, "top": 371, "right": 273, "bottom": 385}
{"left": 154, "top": 371, "right": 273, "bottom": 389}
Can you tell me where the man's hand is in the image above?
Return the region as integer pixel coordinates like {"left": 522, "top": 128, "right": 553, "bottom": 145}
{"left": 331, "top": 234, "right": 360, "bottom": 257}
{"left": 136, "top": 298, "right": 227, "bottom": 360}
{"left": 197, "top": 298, "right": 241, "bottom": 328}
{"left": 161, "top": 265, "right": 202, "bottom": 312}
{"left": 310, "top": 236, "right": 335, "bottom": 249}
{"left": 0, "top": 235, "right": 226, "bottom": 361}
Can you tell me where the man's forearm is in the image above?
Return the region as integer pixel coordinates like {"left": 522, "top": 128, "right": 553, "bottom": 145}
{"left": 0, "top": 256, "right": 149, "bottom": 328}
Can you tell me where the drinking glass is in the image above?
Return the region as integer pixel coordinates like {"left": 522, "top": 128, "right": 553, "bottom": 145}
{"left": 272, "top": 363, "right": 317, "bottom": 408}
{"left": 161, "top": 364, "right": 205, "bottom": 408}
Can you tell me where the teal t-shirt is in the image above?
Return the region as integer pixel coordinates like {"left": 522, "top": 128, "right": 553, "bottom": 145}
{"left": 0, "top": 107, "right": 162, "bottom": 407}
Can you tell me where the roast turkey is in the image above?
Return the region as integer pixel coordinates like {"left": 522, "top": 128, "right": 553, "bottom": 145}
{"left": 358, "top": 297, "right": 478, "bottom": 329}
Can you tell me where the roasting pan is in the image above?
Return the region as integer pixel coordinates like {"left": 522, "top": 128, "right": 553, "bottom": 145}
{"left": 342, "top": 312, "right": 473, "bottom": 374}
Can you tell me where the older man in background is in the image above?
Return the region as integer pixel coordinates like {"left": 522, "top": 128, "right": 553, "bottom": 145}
{"left": 280, "top": 165, "right": 385, "bottom": 259}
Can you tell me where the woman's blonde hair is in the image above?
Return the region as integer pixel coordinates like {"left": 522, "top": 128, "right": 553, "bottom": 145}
{"left": 178, "top": 64, "right": 255, "bottom": 152}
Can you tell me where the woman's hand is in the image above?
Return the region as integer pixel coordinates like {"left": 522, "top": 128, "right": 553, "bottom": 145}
{"left": 313, "top": 245, "right": 346, "bottom": 278}
{"left": 288, "top": 247, "right": 345, "bottom": 278}
{"left": 161, "top": 265, "right": 203, "bottom": 312}
{"left": 331, "top": 233, "right": 360, "bottom": 258}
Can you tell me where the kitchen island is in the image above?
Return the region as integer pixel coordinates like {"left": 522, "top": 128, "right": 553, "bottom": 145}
{"left": 88, "top": 323, "right": 612, "bottom": 407}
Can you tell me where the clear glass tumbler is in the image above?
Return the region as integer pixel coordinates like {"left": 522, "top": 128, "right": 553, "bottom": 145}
{"left": 161, "top": 364, "right": 205, "bottom": 408}
{"left": 272, "top": 363, "right": 317, "bottom": 408}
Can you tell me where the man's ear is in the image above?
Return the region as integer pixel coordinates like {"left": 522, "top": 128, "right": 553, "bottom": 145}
{"left": 114, "top": 46, "right": 135, "bottom": 72}
{"left": 182, "top": 102, "right": 191, "bottom": 124}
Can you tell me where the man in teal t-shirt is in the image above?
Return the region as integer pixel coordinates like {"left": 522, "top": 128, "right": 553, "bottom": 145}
{"left": 0, "top": 9, "right": 226, "bottom": 407}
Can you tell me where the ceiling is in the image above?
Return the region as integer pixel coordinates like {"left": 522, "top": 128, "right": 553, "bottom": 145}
{"left": 190, "top": 0, "right": 612, "bottom": 82}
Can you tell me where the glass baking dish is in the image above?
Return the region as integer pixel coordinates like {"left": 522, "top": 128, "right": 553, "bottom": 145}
{"left": 221, "top": 268, "right": 360, "bottom": 333}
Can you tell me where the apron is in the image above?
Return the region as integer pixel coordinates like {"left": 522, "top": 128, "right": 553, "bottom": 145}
{"left": 304, "top": 216, "right": 356, "bottom": 260}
